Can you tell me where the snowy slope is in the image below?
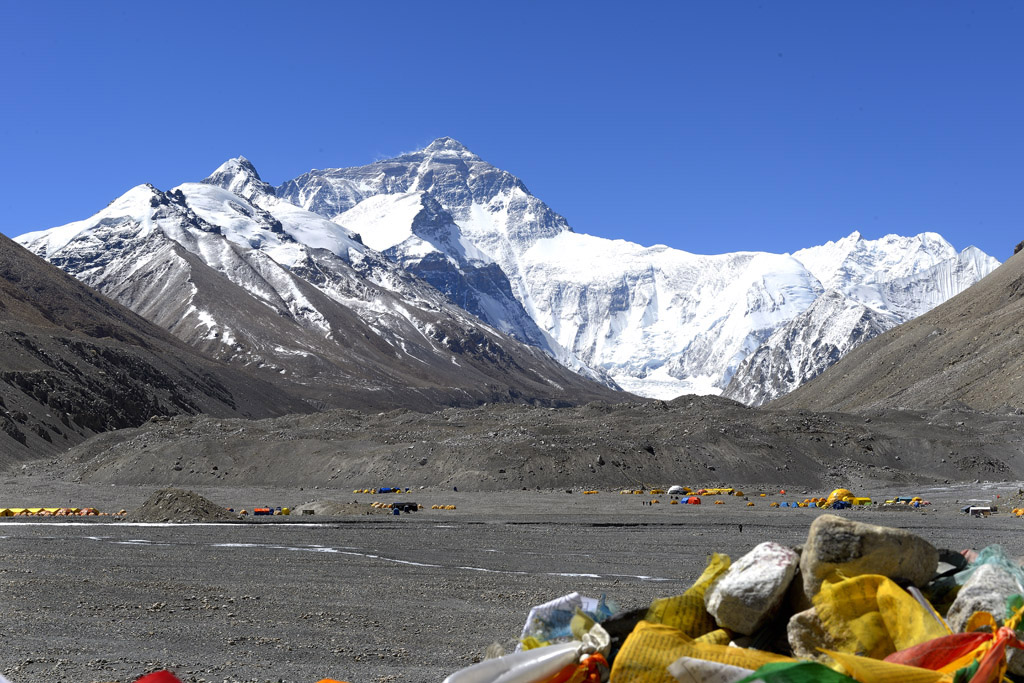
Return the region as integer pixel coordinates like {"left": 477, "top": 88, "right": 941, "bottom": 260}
{"left": 338, "top": 191, "right": 491, "bottom": 265}
{"left": 276, "top": 138, "right": 1000, "bottom": 401}
{"left": 518, "top": 233, "right": 823, "bottom": 397}
{"left": 722, "top": 239, "right": 1000, "bottom": 405}
{"left": 795, "top": 231, "right": 958, "bottom": 290}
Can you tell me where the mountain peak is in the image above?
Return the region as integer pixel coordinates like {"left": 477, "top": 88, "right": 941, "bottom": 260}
{"left": 203, "top": 156, "right": 274, "bottom": 200}
{"left": 422, "top": 137, "right": 479, "bottom": 159}
{"left": 207, "top": 156, "right": 262, "bottom": 181}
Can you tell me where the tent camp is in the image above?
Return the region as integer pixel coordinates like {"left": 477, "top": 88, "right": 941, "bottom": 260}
{"left": 667, "top": 485, "right": 686, "bottom": 496}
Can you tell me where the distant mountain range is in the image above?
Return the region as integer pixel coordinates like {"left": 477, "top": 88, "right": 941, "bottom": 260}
{"left": 16, "top": 138, "right": 999, "bottom": 406}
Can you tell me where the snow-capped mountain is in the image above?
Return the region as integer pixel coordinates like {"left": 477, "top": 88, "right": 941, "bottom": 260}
{"left": 205, "top": 157, "right": 610, "bottom": 384}
{"left": 274, "top": 138, "right": 1000, "bottom": 400}
{"left": 723, "top": 233, "right": 1000, "bottom": 406}
{"left": 722, "top": 291, "right": 898, "bottom": 406}
{"left": 17, "top": 139, "right": 1000, "bottom": 405}
{"left": 277, "top": 138, "right": 569, "bottom": 305}
{"left": 15, "top": 175, "right": 621, "bottom": 411}
{"left": 773, "top": 247, "right": 1024, "bottom": 415}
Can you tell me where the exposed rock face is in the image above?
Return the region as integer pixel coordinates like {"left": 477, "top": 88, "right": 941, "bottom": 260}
{"left": 704, "top": 541, "right": 799, "bottom": 634}
{"left": 787, "top": 607, "right": 843, "bottom": 661}
{"left": 724, "top": 291, "right": 894, "bottom": 406}
{"left": 800, "top": 515, "right": 938, "bottom": 599}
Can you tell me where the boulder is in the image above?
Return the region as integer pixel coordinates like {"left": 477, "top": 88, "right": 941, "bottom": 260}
{"left": 787, "top": 607, "right": 842, "bottom": 661}
{"left": 704, "top": 541, "right": 799, "bottom": 634}
{"left": 800, "top": 515, "right": 938, "bottom": 599}
{"left": 946, "top": 563, "right": 1024, "bottom": 632}
{"left": 946, "top": 562, "right": 1024, "bottom": 676}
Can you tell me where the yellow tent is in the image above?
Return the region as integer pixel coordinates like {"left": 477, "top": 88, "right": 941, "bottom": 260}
{"left": 826, "top": 488, "right": 854, "bottom": 503}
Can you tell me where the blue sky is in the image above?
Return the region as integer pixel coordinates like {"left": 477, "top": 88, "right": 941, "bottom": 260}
{"left": 2, "top": 2, "right": 1021, "bottom": 259}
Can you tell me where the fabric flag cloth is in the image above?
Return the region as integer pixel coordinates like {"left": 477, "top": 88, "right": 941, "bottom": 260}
{"left": 668, "top": 656, "right": 754, "bottom": 683}
{"left": 734, "top": 661, "right": 858, "bottom": 683}
{"left": 813, "top": 574, "right": 949, "bottom": 660}
{"left": 135, "top": 672, "right": 183, "bottom": 683}
{"left": 882, "top": 601, "right": 1024, "bottom": 682}
{"left": 646, "top": 553, "right": 731, "bottom": 637}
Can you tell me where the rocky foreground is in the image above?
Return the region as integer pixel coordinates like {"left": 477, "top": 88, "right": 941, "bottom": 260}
{"left": 1, "top": 480, "right": 1023, "bottom": 682}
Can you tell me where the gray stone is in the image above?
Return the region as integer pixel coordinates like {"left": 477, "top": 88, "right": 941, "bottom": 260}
{"left": 705, "top": 541, "right": 799, "bottom": 634}
{"left": 800, "top": 514, "right": 938, "bottom": 598}
{"left": 946, "top": 563, "right": 1024, "bottom": 632}
{"left": 787, "top": 607, "right": 842, "bottom": 662}
{"left": 945, "top": 563, "right": 1024, "bottom": 676}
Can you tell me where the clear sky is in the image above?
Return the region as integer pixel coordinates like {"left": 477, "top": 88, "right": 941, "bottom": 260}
{"left": 2, "top": 2, "right": 1021, "bottom": 260}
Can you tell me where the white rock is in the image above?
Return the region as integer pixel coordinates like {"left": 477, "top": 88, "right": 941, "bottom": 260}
{"left": 705, "top": 541, "right": 799, "bottom": 634}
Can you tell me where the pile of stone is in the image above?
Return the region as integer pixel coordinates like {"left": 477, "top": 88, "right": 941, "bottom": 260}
{"left": 126, "top": 488, "right": 239, "bottom": 523}
{"left": 718, "top": 515, "right": 943, "bottom": 654}
{"left": 448, "top": 514, "right": 1024, "bottom": 682}
{"left": 707, "top": 515, "right": 1024, "bottom": 672}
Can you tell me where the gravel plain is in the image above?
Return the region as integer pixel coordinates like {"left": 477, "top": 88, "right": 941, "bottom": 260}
{"left": 3, "top": 478, "right": 1024, "bottom": 683}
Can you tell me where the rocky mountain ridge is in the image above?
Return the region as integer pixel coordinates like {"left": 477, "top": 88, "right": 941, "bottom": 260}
{"left": 775, "top": 247, "right": 1024, "bottom": 414}
{"left": 725, "top": 236, "right": 998, "bottom": 404}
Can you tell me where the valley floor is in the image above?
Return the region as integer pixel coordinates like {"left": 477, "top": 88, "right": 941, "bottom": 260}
{"left": 2, "top": 480, "right": 1024, "bottom": 683}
